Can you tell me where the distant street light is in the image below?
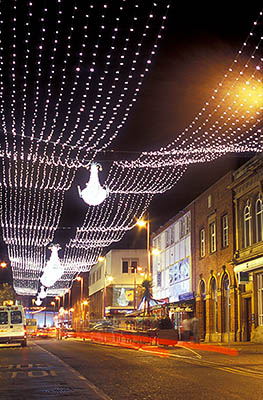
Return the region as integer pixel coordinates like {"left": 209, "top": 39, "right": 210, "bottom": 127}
{"left": 0, "top": 261, "right": 7, "bottom": 269}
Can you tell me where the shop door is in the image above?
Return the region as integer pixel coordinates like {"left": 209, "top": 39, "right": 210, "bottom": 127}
{"left": 245, "top": 297, "right": 252, "bottom": 341}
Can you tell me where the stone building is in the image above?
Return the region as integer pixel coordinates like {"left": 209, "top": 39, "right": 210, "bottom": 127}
{"left": 231, "top": 155, "right": 263, "bottom": 343}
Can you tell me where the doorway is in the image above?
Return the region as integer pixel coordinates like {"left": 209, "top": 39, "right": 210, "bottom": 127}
{"left": 244, "top": 297, "right": 252, "bottom": 341}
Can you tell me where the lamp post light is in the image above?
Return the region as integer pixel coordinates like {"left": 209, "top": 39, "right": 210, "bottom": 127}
{"left": 0, "top": 261, "right": 7, "bottom": 269}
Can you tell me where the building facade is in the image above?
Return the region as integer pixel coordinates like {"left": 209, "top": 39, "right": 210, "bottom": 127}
{"left": 89, "top": 249, "right": 147, "bottom": 321}
{"left": 193, "top": 171, "right": 237, "bottom": 343}
{"left": 231, "top": 155, "right": 263, "bottom": 343}
{"left": 152, "top": 208, "right": 193, "bottom": 335}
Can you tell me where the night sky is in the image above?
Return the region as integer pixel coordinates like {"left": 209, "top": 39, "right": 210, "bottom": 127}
{"left": 111, "top": 1, "right": 263, "bottom": 246}
{"left": 0, "top": 1, "right": 263, "bottom": 267}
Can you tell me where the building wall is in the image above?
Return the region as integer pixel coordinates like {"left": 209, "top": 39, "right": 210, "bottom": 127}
{"left": 193, "top": 170, "right": 237, "bottom": 343}
{"left": 152, "top": 209, "right": 192, "bottom": 303}
{"left": 89, "top": 249, "right": 147, "bottom": 320}
{"left": 231, "top": 155, "right": 263, "bottom": 343}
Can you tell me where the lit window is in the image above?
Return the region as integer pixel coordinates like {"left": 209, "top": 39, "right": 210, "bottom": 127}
{"left": 210, "top": 222, "right": 216, "bottom": 253}
{"left": 222, "top": 214, "right": 229, "bottom": 248}
{"left": 256, "top": 198, "right": 263, "bottom": 243}
{"left": 244, "top": 204, "right": 252, "bottom": 247}
{"left": 200, "top": 229, "right": 205, "bottom": 257}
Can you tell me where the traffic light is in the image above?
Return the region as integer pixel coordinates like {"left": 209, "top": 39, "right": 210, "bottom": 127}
{"left": 0, "top": 261, "right": 7, "bottom": 269}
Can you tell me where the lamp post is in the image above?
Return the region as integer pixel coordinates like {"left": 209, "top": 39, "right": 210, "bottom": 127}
{"left": 55, "top": 296, "right": 60, "bottom": 311}
{"left": 76, "top": 276, "right": 84, "bottom": 301}
{"left": 136, "top": 215, "right": 151, "bottom": 276}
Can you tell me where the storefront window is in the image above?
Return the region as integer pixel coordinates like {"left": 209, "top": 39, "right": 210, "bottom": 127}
{"left": 257, "top": 273, "right": 263, "bottom": 326}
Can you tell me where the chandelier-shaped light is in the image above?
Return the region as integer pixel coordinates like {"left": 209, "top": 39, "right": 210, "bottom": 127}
{"left": 38, "top": 285, "right": 47, "bottom": 299}
{"left": 78, "top": 163, "right": 109, "bottom": 206}
{"left": 35, "top": 297, "right": 42, "bottom": 306}
{"left": 40, "top": 244, "right": 64, "bottom": 288}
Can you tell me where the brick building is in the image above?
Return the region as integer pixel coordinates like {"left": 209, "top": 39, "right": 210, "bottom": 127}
{"left": 193, "top": 171, "right": 237, "bottom": 343}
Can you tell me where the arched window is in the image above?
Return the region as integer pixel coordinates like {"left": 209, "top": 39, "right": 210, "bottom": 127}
{"left": 199, "top": 280, "right": 206, "bottom": 339}
{"left": 255, "top": 198, "right": 263, "bottom": 243}
{"left": 244, "top": 203, "right": 252, "bottom": 248}
{"left": 210, "top": 277, "right": 218, "bottom": 333}
{"left": 222, "top": 274, "right": 230, "bottom": 333}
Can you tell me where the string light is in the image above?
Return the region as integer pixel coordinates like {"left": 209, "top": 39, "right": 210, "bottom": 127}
{"left": 0, "top": 1, "right": 262, "bottom": 296}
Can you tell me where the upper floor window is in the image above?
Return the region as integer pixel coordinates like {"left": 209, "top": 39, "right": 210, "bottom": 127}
{"left": 122, "top": 260, "right": 129, "bottom": 273}
{"left": 208, "top": 195, "right": 212, "bottom": 208}
{"left": 170, "top": 226, "right": 175, "bottom": 244}
{"left": 256, "top": 198, "right": 263, "bottom": 243}
{"left": 179, "top": 218, "right": 185, "bottom": 239}
{"left": 200, "top": 228, "right": 205, "bottom": 258}
{"left": 222, "top": 214, "right": 229, "bottom": 248}
{"left": 210, "top": 221, "right": 216, "bottom": 253}
{"left": 185, "top": 214, "right": 190, "bottom": 234}
{"left": 244, "top": 203, "right": 252, "bottom": 248}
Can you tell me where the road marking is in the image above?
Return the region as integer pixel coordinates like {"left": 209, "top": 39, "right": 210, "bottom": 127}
{"left": 36, "top": 344, "right": 113, "bottom": 400}
{"left": 138, "top": 345, "right": 263, "bottom": 380}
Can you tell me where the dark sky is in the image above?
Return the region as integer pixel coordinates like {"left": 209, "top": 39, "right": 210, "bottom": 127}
{"left": 110, "top": 1, "right": 263, "bottom": 246}
{"left": 1, "top": 1, "right": 263, "bottom": 262}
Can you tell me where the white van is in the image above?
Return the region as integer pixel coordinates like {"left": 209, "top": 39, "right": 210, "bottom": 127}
{"left": 0, "top": 305, "right": 27, "bottom": 347}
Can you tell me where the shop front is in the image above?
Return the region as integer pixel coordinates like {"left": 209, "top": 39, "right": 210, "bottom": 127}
{"left": 234, "top": 257, "right": 263, "bottom": 343}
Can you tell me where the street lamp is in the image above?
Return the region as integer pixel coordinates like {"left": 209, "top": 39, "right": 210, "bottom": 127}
{"left": 129, "top": 265, "right": 142, "bottom": 310}
{"left": 136, "top": 216, "right": 151, "bottom": 276}
{"left": 55, "top": 296, "right": 60, "bottom": 311}
{"left": 0, "top": 261, "right": 7, "bottom": 269}
{"left": 75, "top": 276, "right": 84, "bottom": 301}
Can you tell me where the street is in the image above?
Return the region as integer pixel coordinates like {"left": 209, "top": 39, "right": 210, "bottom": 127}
{"left": 0, "top": 339, "right": 263, "bottom": 400}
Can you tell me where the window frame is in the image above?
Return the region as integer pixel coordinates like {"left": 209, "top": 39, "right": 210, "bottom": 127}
{"left": 255, "top": 198, "right": 263, "bottom": 243}
{"left": 222, "top": 214, "right": 229, "bottom": 248}
{"left": 244, "top": 204, "right": 252, "bottom": 248}
{"left": 209, "top": 221, "right": 216, "bottom": 253}
{"left": 200, "top": 228, "right": 205, "bottom": 258}
{"left": 122, "top": 260, "right": 129, "bottom": 274}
